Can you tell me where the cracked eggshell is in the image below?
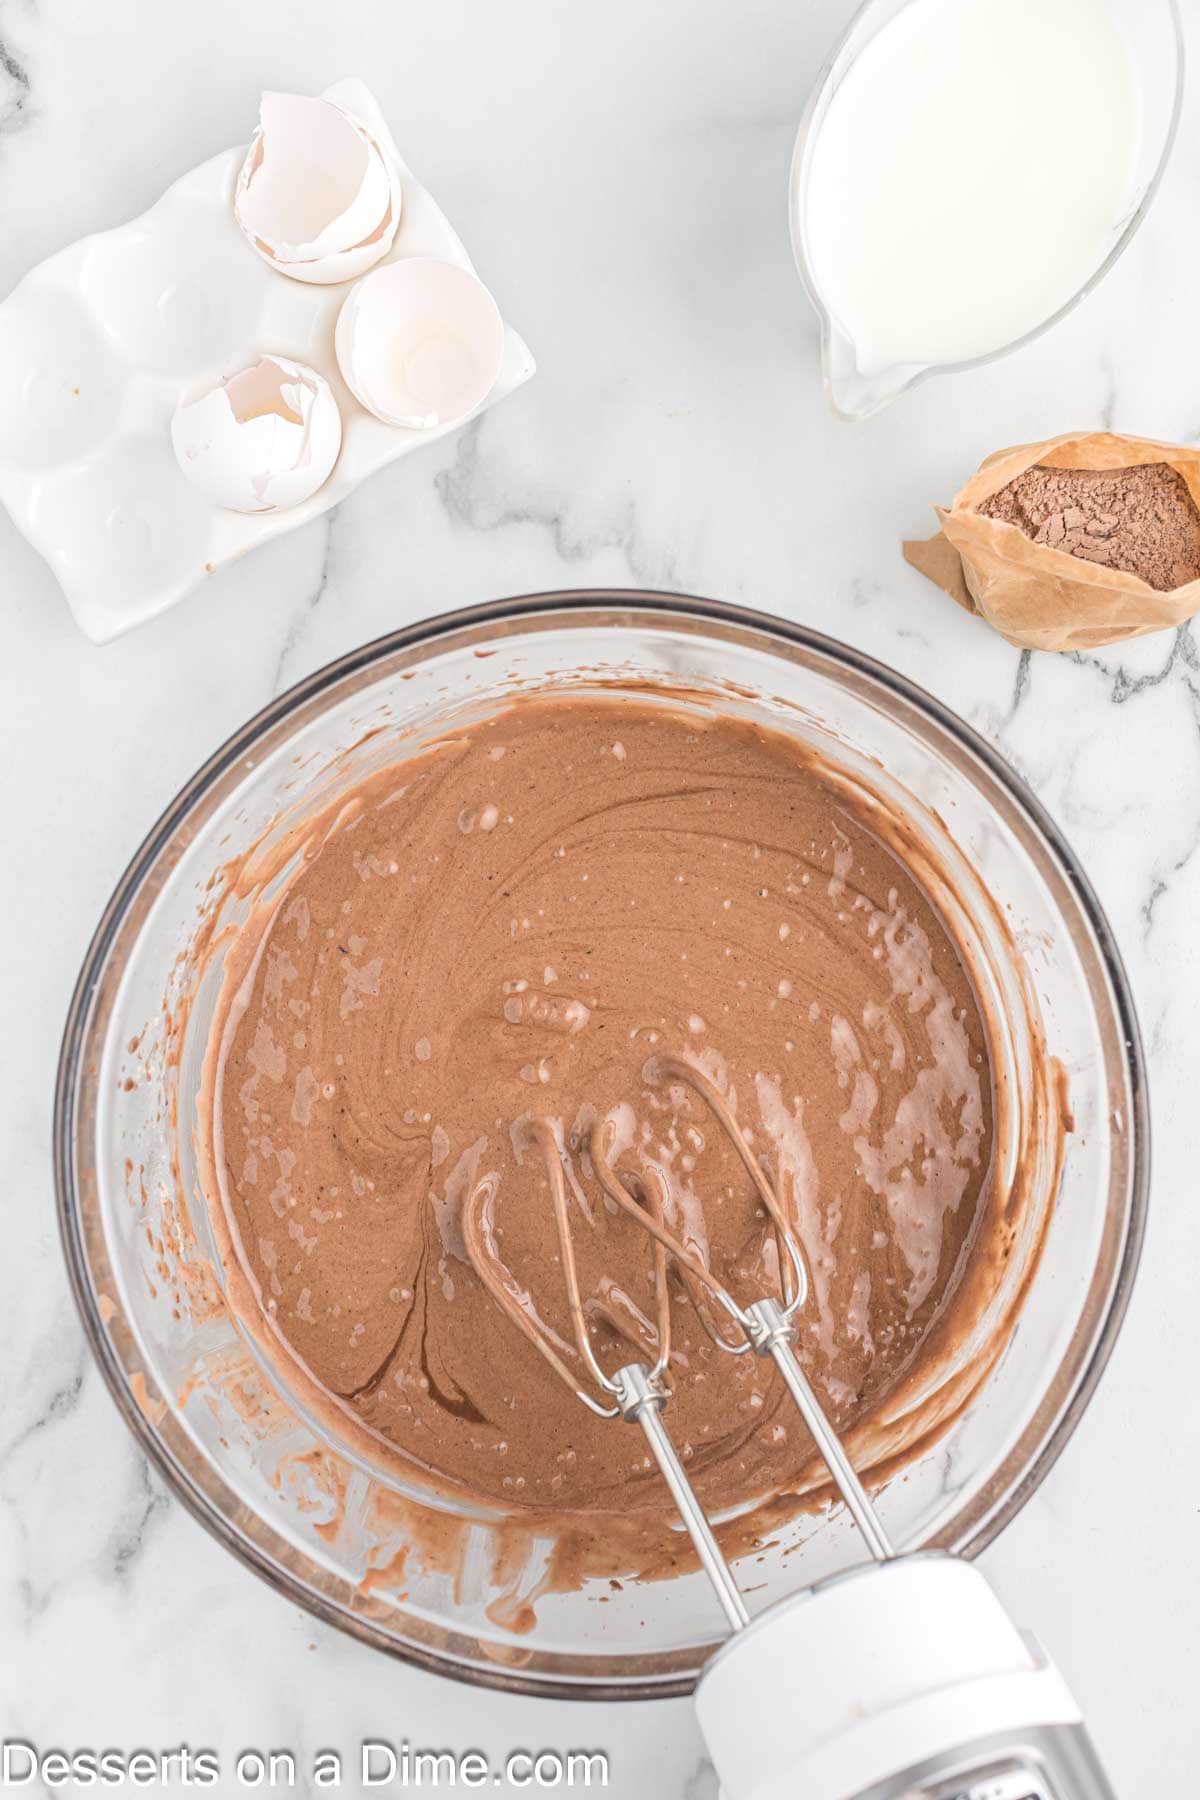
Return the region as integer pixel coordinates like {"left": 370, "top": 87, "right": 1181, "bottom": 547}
{"left": 234, "top": 92, "right": 401, "bottom": 285}
{"left": 335, "top": 257, "right": 506, "bottom": 430}
{"left": 170, "top": 355, "right": 342, "bottom": 512}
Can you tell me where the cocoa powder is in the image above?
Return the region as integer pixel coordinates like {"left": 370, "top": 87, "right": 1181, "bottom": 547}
{"left": 978, "top": 462, "right": 1200, "bottom": 592}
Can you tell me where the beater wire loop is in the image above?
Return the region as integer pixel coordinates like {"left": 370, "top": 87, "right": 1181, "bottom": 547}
{"left": 462, "top": 1117, "right": 673, "bottom": 1417}
{"left": 589, "top": 1055, "right": 809, "bottom": 1356}
{"left": 463, "top": 1049, "right": 894, "bottom": 1625}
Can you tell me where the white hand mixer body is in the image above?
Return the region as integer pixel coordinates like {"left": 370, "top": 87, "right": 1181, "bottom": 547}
{"left": 696, "top": 1554, "right": 1111, "bottom": 1800}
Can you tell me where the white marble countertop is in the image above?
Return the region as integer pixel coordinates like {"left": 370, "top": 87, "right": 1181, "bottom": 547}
{"left": 2, "top": 1, "right": 1197, "bottom": 1794}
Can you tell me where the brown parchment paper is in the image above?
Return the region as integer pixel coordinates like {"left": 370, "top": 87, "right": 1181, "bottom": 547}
{"left": 904, "top": 430, "right": 1200, "bottom": 652}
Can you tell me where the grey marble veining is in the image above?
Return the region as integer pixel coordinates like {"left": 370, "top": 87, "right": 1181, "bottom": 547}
{"left": 0, "top": 24, "right": 31, "bottom": 140}
{"left": 1, "top": 0, "right": 1198, "bottom": 1794}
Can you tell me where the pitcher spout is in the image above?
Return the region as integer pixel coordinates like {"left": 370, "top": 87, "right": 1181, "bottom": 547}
{"left": 821, "top": 321, "right": 926, "bottom": 422}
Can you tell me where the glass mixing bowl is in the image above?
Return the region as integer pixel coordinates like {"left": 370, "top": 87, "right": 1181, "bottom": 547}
{"left": 789, "top": 0, "right": 1183, "bottom": 419}
{"left": 55, "top": 594, "right": 1147, "bottom": 1698}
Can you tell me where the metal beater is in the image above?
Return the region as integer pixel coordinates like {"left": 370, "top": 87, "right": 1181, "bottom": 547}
{"left": 464, "top": 1059, "right": 1115, "bottom": 1800}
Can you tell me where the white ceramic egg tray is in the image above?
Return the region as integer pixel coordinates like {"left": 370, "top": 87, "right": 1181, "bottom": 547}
{"left": 0, "top": 79, "right": 535, "bottom": 643}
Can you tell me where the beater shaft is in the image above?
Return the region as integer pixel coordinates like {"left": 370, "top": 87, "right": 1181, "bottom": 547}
{"left": 613, "top": 1364, "right": 749, "bottom": 1632}
{"left": 744, "top": 1298, "right": 895, "bottom": 1563}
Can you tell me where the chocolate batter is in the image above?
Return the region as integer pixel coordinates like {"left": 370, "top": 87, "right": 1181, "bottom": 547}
{"left": 207, "top": 694, "right": 994, "bottom": 1522}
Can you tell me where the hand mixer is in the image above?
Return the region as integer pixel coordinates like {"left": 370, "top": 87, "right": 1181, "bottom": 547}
{"left": 464, "top": 1058, "right": 1116, "bottom": 1800}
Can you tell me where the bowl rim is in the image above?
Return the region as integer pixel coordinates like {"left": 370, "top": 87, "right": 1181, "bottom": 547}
{"left": 54, "top": 588, "right": 1150, "bottom": 1700}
